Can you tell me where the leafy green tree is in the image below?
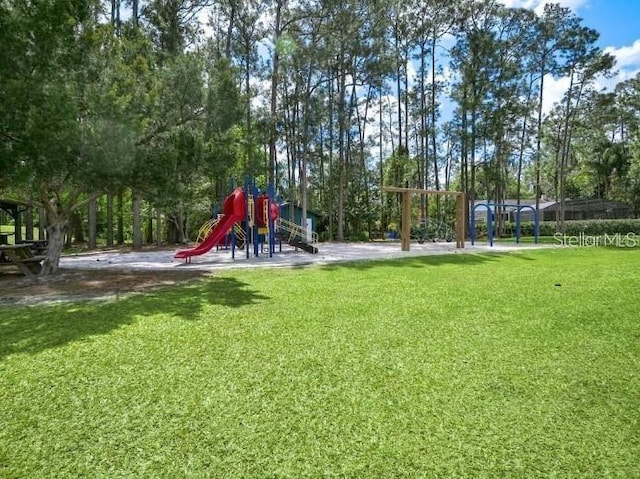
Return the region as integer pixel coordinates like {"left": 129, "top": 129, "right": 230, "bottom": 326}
{"left": 0, "top": 0, "right": 134, "bottom": 274}
{"left": 552, "top": 26, "right": 615, "bottom": 231}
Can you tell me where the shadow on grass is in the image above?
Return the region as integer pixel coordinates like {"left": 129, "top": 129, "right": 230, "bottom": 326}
{"left": 317, "top": 250, "right": 538, "bottom": 271}
{"left": 0, "top": 276, "right": 268, "bottom": 360}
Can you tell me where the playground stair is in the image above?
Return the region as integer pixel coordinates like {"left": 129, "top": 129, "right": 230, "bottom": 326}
{"left": 276, "top": 218, "right": 318, "bottom": 254}
{"left": 232, "top": 224, "right": 247, "bottom": 249}
{"left": 196, "top": 218, "right": 247, "bottom": 249}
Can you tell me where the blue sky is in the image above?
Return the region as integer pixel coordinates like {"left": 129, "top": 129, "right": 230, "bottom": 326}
{"left": 357, "top": 0, "right": 640, "bottom": 160}
{"left": 499, "top": 0, "right": 640, "bottom": 111}
{"left": 580, "top": 0, "right": 640, "bottom": 88}
{"left": 505, "top": 0, "right": 640, "bottom": 78}
{"left": 578, "top": 0, "right": 640, "bottom": 49}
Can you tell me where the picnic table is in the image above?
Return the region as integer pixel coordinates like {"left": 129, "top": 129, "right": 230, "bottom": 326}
{"left": 0, "top": 232, "right": 14, "bottom": 245}
{"left": 0, "top": 244, "right": 45, "bottom": 277}
{"left": 22, "top": 239, "right": 48, "bottom": 255}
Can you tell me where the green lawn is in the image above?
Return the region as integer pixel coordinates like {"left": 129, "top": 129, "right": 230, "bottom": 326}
{"left": 1, "top": 248, "right": 639, "bottom": 478}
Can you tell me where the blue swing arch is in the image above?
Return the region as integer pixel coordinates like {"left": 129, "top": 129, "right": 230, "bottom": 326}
{"left": 470, "top": 202, "right": 539, "bottom": 246}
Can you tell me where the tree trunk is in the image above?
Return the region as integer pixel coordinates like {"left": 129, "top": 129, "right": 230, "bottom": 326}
{"left": 106, "top": 192, "right": 114, "bottom": 246}
{"left": 38, "top": 207, "right": 47, "bottom": 240}
{"left": 470, "top": 107, "right": 477, "bottom": 211}
{"left": 379, "top": 87, "right": 386, "bottom": 232}
{"left": 245, "top": 57, "right": 254, "bottom": 173}
{"left": 225, "top": 1, "right": 236, "bottom": 59}
{"left": 395, "top": 24, "right": 403, "bottom": 151}
{"left": 535, "top": 53, "right": 546, "bottom": 215}
{"left": 356, "top": 85, "right": 373, "bottom": 235}
{"left": 337, "top": 58, "right": 346, "bottom": 241}
{"left": 300, "top": 107, "right": 308, "bottom": 232}
{"left": 88, "top": 195, "right": 97, "bottom": 250}
{"left": 300, "top": 66, "right": 314, "bottom": 231}
{"left": 156, "top": 209, "right": 162, "bottom": 247}
{"left": 328, "top": 74, "right": 334, "bottom": 239}
{"left": 132, "top": 191, "right": 142, "bottom": 249}
{"left": 431, "top": 35, "right": 440, "bottom": 217}
{"left": 460, "top": 85, "right": 469, "bottom": 233}
{"left": 117, "top": 189, "right": 124, "bottom": 245}
{"left": 41, "top": 217, "right": 66, "bottom": 276}
{"left": 516, "top": 110, "right": 530, "bottom": 206}
{"left": 39, "top": 193, "right": 97, "bottom": 276}
{"left": 71, "top": 211, "right": 84, "bottom": 244}
{"left": 419, "top": 41, "right": 428, "bottom": 221}
{"left": 559, "top": 72, "right": 576, "bottom": 233}
{"left": 404, "top": 44, "right": 409, "bottom": 152}
{"left": 132, "top": 0, "right": 138, "bottom": 27}
{"left": 268, "top": 0, "right": 284, "bottom": 186}
{"left": 146, "top": 214, "right": 154, "bottom": 244}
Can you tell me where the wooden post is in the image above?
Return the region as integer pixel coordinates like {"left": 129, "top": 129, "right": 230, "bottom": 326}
{"left": 401, "top": 191, "right": 411, "bottom": 251}
{"left": 382, "top": 187, "right": 466, "bottom": 251}
{"left": 456, "top": 193, "right": 466, "bottom": 249}
{"left": 15, "top": 208, "right": 22, "bottom": 244}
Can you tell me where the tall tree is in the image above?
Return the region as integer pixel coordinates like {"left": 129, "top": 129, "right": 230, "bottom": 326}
{"left": 531, "top": 4, "right": 579, "bottom": 213}
{"left": 554, "top": 25, "right": 615, "bottom": 231}
{"left": 0, "top": 0, "right": 138, "bottom": 274}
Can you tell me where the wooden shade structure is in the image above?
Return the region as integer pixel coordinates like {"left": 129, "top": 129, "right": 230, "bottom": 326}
{"left": 382, "top": 187, "right": 466, "bottom": 251}
{"left": 0, "top": 199, "right": 30, "bottom": 244}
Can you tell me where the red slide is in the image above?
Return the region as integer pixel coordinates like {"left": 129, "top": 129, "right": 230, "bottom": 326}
{"left": 175, "top": 187, "right": 246, "bottom": 261}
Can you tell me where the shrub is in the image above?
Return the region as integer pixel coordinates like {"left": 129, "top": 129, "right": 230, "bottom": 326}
{"left": 348, "top": 231, "right": 370, "bottom": 242}
{"left": 518, "top": 219, "right": 640, "bottom": 237}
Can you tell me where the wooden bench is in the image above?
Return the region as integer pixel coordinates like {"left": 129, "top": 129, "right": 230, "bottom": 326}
{"left": 0, "top": 245, "right": 45, "bottom": 277}
{"left": 0, "top": 233, "right": 13, "bottom": 245}
{"left": 22, "top": 240, "right": 48, "bottom": 255}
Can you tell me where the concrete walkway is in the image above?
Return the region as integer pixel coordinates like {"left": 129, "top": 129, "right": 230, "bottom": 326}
{"left": 59, "top": 241, "right": 551, "bottom": 272}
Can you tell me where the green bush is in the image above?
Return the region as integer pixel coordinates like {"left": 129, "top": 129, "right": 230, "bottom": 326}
{"left": 347, "top": 231, "right": 370, "bottom": 242}
{"left": 517, "top": 219, "right": 640, "bottom": 237}
{"left": 470, "top": 218, "right": 640, "bottom": 239}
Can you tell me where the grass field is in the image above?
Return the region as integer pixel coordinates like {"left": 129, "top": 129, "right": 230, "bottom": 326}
{"left": 1, "top": 248, "right": 639, "bottom": 478}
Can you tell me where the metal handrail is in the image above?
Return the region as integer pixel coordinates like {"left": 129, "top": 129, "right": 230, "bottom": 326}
{"left": 233, "top": 224, "right": 247, "bottom": 244}
{"left": 196, "top": 218, "right": 246, "bottom": 246}
{"left": 196, "top": 218, "right": 218, "bottom": 243}
{"left": 277, "top": 218, "right": 318, "bottom": 244}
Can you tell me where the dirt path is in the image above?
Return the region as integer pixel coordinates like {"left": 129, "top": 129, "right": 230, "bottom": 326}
{"left": 0, "top": 268, "right": 210, "bottom": 306}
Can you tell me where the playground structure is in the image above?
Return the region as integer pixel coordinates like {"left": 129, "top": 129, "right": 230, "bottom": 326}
{"left": 411, "top": 218, "right": 456, "bottom": 244}
{"left": 470, "top": 202, "right": 539, "bottom": 247}
{"left": 382, "top": 187, "right": 466, "bottom": 251}
{"left": 175, "top": 181, "right": 318, "bottom": 262}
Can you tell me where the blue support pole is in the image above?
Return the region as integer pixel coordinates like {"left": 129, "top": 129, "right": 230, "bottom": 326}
{"left": 253, "top": 182, "right": 259, "bottom": 257}
{"left": 475, "top": 202, "right": 540, "bottom": 247}
{"left": 470, "top": 209, "right": 476, "bottom": 245}
{"left": 471, "top": 203, "right": 493, "bottom": 246}
{"left": 244, "top": 176, "right": 251, "bottom": 260}
{"left": 488, "top": 209, "right": 493, "bottom": 247}
{"left": 268, "top": 182, "right": 275, "bottom": 257}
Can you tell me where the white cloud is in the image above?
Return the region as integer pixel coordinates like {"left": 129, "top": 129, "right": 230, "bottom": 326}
{"left": 541, "top": 40, "right": 640, "bottom": 112}
{"left": 605, "top": 39, "right": 640, "bottom": 71}
{"left": 498, "top": 0, "right": 539, "bottom": 10}
{"left": 407, "top": 60, "right": 417, "bottom": 87}
{"left": 498, "top": 0, "right": 588, "bottom": 15}
{"left": 536, "top": 40, "right": 640, "bottom": 113}
{"left": 501, "top": 0, "right": 638, "bottom": 99}
{"left": 541, "top": 75, "right": 570, "bottom": 113}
